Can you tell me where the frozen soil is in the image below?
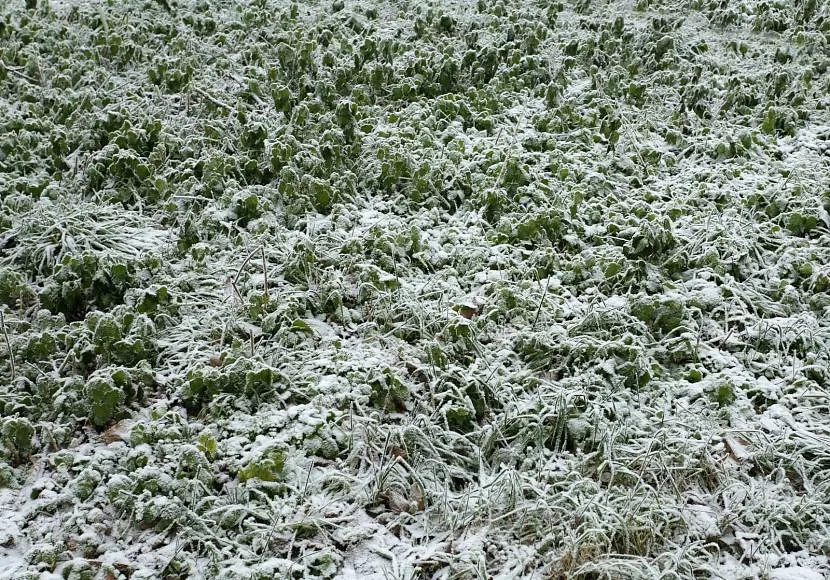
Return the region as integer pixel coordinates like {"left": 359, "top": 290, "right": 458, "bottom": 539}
{"left": 0, "top": 0, "right": 829, "bottom": 578}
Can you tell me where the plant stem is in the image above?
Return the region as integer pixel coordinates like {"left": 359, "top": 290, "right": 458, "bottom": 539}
{"left": 0, "top": 309, "right": 15, "bottom": 381}
{"left": 532, "top": 275, "right": 552, "bottom": 329}
{"left": 193, "top": 86, "right": 233, "bottom": 111}
{"left": 261, "top": 245, "right": 269, "bottom": 304}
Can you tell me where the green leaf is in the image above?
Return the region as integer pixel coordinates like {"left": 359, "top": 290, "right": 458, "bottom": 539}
{"left": 445, "top": 406, "right": 474, "bottom": 433}
{"left": 197, "top": 432, "right": 218, "bottom": 460}
{"left": 86, "top": 376, "right": 126, "bottom": 427}
{"left": 604, "top": 262, "right": 621, "bottom": 279}
{"left": 238, "top": 448, "right": 286, "bottom": 482}
{"left": 713, "top": 383, "right": 736, "bottom": 408}
{"left": 110, "top": 263, "right": 129, "bottom": 282}
{"left": 290, "top": 319, "right": 314, "bottom": 333}
{"left": 2, "top": 417, "right": 35, "bottom": 458}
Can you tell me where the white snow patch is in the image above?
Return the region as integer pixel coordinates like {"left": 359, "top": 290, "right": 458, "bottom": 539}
{"left": 770, "top": 567, "right": 825, "bottom": 580}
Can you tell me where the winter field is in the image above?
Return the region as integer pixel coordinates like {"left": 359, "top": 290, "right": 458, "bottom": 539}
{"left": 0, "top": 0, "right": 829, "bottom": 578}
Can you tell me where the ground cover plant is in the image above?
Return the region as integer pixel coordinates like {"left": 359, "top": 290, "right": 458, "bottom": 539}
{"left": 0, "top": 0, "right": 829, "bottom": 577}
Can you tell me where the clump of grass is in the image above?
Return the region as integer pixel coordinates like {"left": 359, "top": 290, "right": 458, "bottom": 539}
{"left": 2, "top": 196, "right": 170, "bottom": 277}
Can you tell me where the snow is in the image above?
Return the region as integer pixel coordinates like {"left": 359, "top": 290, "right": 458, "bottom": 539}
{"left": 770, "top": 567, "right": 826, "bottom": 580}
{"left": 1, "top": 0, "right": 829, "bottom": 577}
{"left": 0, "top": 490, "right": 25, "bottom": 580}
{"left": 0, "top": 550, "right": 25, "bottom": 580}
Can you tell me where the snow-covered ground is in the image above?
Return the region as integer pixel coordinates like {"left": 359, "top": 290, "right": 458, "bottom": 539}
{"left": 0, "top": 0, "right": 828, "bottom": 578}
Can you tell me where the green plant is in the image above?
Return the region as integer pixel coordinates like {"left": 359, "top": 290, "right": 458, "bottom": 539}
{"left": 238, "top": 448, "right": 286, "bottom": 483}
{"left": 25, "top": 544, "right": 59, "bottom": 572}
{"left": 631, "top": 297, "right": 686, "bottom": 335}
{"left": 73, "top": 468, "right": 102, "bottom": 501}
{"left": 0, "top": 268, "right": 37, "bottom": 309}
{"left": 368, "top": 368, "right": 409, "bottom": 412}
{"left": 712, "top": 382, "right": 736, "bottom": 408}
{"left": 2, "top": 417, "right": 35, "bottom": 463}
{"left": 2, "top": 0, "right": 829, "bottom": 576}
{"left": 196, "top": 431, "right": 218, "bottom": 460}
{"left": 85, "top": 374, "right": 126, "bottom": 428}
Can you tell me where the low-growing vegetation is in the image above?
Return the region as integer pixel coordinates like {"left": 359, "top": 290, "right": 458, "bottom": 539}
{"left": 0, "top": 0, "right": 828, "bottom": 577}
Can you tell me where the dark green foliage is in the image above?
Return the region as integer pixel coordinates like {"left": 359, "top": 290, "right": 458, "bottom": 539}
{"left": 2, "top": 417, "right": 35, "bottom": 464}
{"left": 179, "top": 360, "right": 284, "bottom": 413}
{"left": 445, "top": 406, "right": 474, "bottom": 433}
{"left": 624, "top": 218, "right": 675, "bottom": 260}
{"left": 630, "top": 297, "right": 686, "bottom": 335}
{"left": 135, "top": 285, "right": 173, "bottom": 316}
{"left": 0, "top": 268, "right": 37, "bottom": 310}
{"left": 712, "top": 382, "right": 736, "bottom": 408}
{"left": 85, "top": 374, "right": 126, "bottom": 427}
{"left": 787, "top": 212, "right": 818, "bottom": 237}
{"left": 1, "top": 0, "right": 828, "bottom": 576}
{"left": 368, "top": 368, "right": 409, "bottom": 412}
{"left": 39, "top": 253, "right": 152, "bottom": 321}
